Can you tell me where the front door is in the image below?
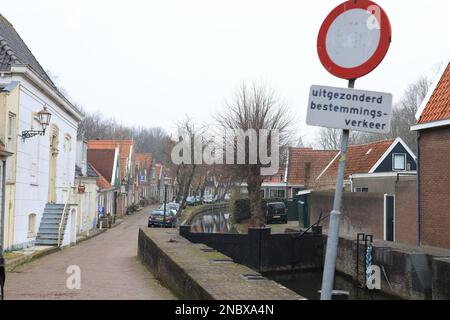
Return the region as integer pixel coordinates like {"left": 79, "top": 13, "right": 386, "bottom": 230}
{"left": 48, "top": 128, "right": 58, "bottom": 203}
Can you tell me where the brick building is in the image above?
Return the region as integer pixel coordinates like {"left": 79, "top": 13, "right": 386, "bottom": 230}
{"left": 286, "top": 147, "right": 338, "bottom": 195}
{"left": 412, "top": 60, "right": 450, "bottom": 249}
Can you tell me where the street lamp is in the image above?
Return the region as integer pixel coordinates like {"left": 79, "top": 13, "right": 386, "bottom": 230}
{"left": 163, "top": 183, "right": 168, "bottom": 225}
{"left": 22, "top": 106, "right": 52, "bottom": 141}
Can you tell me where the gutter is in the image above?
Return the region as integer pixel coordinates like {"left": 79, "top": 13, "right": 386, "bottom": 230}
{"left": 416, "top": 131, "right": 421, "bottom": 247}
{"left": 0, "top": 160, "right": 6, "bottom": 252}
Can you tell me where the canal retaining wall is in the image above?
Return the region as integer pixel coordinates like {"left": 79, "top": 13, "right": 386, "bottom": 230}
{"left": 178, "top": 224, "right": 450, "bottom": 300}
{"left": 330, "top": 234, "right": 450, "bottom": 300}
{"left": 137, "top": 228, "right": 304, "bottom": 300}
{"left": 180, "top": 226, "right": 323, "bottom": 273}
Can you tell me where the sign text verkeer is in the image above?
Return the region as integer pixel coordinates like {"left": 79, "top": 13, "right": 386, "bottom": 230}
{"left": 307, "top": 85, "right": 393, "bottom": 134}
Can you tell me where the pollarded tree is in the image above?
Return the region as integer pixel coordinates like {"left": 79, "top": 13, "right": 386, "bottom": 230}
{"left": 216, "top": 83, "right": 293, "bottom": 227}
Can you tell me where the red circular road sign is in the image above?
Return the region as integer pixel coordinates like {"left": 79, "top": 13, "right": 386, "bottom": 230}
{"left": 317, "top": 0, "right": 392, "bottom": 80}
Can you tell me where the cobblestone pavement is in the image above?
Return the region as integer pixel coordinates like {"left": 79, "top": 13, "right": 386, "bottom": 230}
{"left": 4, "top": 208, "right": 177, "bottom": 300}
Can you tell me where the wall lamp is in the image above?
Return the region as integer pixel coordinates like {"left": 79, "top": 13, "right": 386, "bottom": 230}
{"left": 22, "top": 106, "right": 52, "bottom": 141}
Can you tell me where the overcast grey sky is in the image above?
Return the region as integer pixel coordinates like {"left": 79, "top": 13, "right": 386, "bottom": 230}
{"left": 2, "top": 0, "right": 449, "bottom": 145}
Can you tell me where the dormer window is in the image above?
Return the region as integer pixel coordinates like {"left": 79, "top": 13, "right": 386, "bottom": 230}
{"left": 393, "top": 153, "right": 406, "bottom": 171}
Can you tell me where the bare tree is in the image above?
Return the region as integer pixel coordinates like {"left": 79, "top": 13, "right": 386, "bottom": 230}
{"left": 170, "top": 117, "right": 207, "bottom": 216}
{"left": 318, "top": 128, "right": 362, "bottom": 150}
{"left": 77, "top": 109, "right": 171, "bottom": 162}
{"left": 216, "top": 83, "right": 293, "bottom": 227}
{"left": 388, "top": 76, "right": 431, "bottom": 152}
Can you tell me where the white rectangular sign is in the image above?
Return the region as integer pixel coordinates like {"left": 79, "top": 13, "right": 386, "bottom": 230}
{"left": 307, "top": 85, "right": 393, "bottom": 134}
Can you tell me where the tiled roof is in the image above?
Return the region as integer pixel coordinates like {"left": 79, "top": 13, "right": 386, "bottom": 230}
{"left": 136, "top": 153, "right": 153, "bottom": 170}
{"left": 89, "top": 163, "right": 113, "bottom": 191}
{"left": 263, "top": 168, "right": 286, "bottom": 183}
{"left": 287, "top": 148, "right": 339, "bottom": 186}
{"left": 86, "top": 163, "right": 99, "bottom": 178}
{"left": 88, "top": 140, "right": 134, "bottom": 180}
{"left": 317, "top": 139, "right": 395, "bottom": 183}
{"left": 417, "top": 62, "right": 450, "bottom": 125}
{"left": 87, "top": 149, "right": 116, "bottom": 183}
{"left": 75, "top": 164, "right": 99, "bottom": 179}
{"left": 0, "top": 14, "right": 55, "bottom": 86}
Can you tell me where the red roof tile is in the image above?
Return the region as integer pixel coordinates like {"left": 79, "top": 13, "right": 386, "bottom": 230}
{"left": 136, "top": 153, "right": 153, "bottom": 171}
{"left": 87, "top": 149, "right": 116, "bottom": 183}
{"left": 88, "top": 140, "right": 135, "bottom": 180}
{"left": 287, "top": 148, "right": 339, "bottom": 187}
{"left": 418, "top": 62, "right": 450, "bottom": 124}
{"left": 263, "top": 168, "right": 286, "bottom": 183}
{"left": 317, "top": 139, "right": 395, "bottom": 184}
{"left": 89, "top": 163, "right": 113, "bottom": 190}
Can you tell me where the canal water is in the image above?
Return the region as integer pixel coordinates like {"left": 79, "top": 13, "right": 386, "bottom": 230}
{"left": 267, "top": 270, "right": 400, "bottom": 300}
{"left": 190, "top": 211, "right": 231, "bottom": 233}
{"left": 190, "top": 210, "right": 399, "bottom": 300}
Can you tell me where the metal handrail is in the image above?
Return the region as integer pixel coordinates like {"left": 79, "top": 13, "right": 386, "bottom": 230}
{"left": 57, "top": 186, "right": 74, "bottom": 247}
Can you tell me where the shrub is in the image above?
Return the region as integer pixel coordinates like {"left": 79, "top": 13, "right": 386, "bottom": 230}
{"left": 126, "top": 203, "right": 139, "bottom": 214}
{"left": 232, "top": 198, "right": 251, "bottom": 223}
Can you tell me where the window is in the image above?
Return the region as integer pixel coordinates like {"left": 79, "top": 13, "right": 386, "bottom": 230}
{"left": 7, "top": 112, "right": 15, "bottom": 148}
{"left": 355, "top": 187, "right": 369, "bottom": 193}
{"left": 393, "top": 154, "right": 406, "bottom": 171}
{"left": 269, "top": 189, "right": 286, "bottom": 198}
{"left": 28, "top": 213, "right": 37, "bottom": 238}
{"left": 64, "top": 134, "right": 72, "bottom": 152}
{"left": 6, "top": 113, "right": 16, "bottom": 181}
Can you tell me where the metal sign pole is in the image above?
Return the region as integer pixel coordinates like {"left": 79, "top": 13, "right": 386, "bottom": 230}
{"left": 320, "top": 79, "right": 355, "bottom": 300}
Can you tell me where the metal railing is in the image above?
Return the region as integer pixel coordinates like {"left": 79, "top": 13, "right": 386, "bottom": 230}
{"left": 57, "top": 186, "right": 75, "bottom": 247}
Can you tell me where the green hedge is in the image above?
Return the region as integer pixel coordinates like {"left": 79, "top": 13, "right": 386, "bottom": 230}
{"left": 231, "top": 197, "right": 286, "bottom": 223}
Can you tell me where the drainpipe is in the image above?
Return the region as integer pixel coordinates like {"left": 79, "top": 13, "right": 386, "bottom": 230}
{"left": 416, "top": 131, "right": 421, "bottom": 247}
{"left": 0, "top": 160, "right": 6, "bottom": 253}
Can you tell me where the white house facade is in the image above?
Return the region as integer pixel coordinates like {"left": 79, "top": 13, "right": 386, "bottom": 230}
{"left": 0, "top": 14, "right": 83, "bottom": 250}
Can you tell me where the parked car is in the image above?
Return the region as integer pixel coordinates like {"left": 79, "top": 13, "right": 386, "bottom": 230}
{"left": 202, "top": 195, "right": 216, "bottom": 204}
{"left": 264, "top": 202, "right": 288, "bottom": 224}
{"left": 148, "top": 209, "right": 177, "bottom": 228}
{"left": 159, "top": 202, "right": 180, "bottom": 214}
{"left": 186, "top": 196, "right": 202, "bottom": 206}
{"left": 186, "top": 196, "right": 197, "bottom": 206}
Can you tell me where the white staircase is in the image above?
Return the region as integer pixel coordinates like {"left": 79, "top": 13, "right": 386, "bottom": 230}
{"left": 35, "top": 204, "right": 68, "bottom": 246}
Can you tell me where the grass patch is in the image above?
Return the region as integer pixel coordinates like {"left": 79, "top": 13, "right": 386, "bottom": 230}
{"left": 4, "top": 252, "right": 23, "bottom": 260}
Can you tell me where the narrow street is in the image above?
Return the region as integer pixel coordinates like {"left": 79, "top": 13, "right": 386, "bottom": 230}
{"left": 4, "top": 207, "right": 176, "bottom": 300}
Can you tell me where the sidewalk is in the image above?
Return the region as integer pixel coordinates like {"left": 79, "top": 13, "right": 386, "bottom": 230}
{"left": 4, "top": 218, "right": 125, "bottom": 272}
{"left": 4, "top": 208, "right": 175, "bottom": 300}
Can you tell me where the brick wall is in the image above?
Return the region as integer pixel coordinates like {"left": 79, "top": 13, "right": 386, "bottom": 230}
{"left": 395, "top": 179, "right": 417, "bottom": 246}
{"left": 419, "top": 127, "right": 450, "bottom": 249}
{"left": 310, "top": 192, "right": 385, "bottom": 239}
